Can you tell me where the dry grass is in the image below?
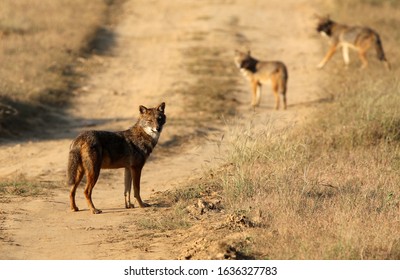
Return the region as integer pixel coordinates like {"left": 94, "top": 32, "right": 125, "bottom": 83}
{"left": 217, "top": 116, "right": 400, "bottom": 259}
{"left": 137, "top": 207, "right": 191, "bottom": 231}
{"left": 0, "top": 175, "right": 58, "bottom": 198}
{"left": 0, "top": 0, "right": 117, "bottom": 137}
{"left": 167, "top": 0, "right": 400, "bottom": 259}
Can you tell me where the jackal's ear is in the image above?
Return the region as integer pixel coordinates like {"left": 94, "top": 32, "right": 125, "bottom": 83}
{"left": 139, "top": 105, "right": 148, "bottom": 114}
{"left": 157, "top": 102, "right": 166, "bottom": 112}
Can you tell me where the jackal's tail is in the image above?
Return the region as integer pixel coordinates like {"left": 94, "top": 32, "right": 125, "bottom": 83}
{"left": 67, "top": 148, "right": 82, "bottom": 185}
{"left": 374, "top": 33, "right": 391, "bottom": 70}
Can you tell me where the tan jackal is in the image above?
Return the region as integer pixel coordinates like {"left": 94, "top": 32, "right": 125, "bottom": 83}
{"left": 67, "top": 102, "right": 166, "bottom": 214}
{"left": 316, "top": 15, "right": 391, "bottom": 70}
{"left": 234, "top": 50, "right": 288, "bottom": 110}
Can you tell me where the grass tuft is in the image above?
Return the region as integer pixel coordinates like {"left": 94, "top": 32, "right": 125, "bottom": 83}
{"left": 0, "top": 176, "right": 57, "bottom": 198}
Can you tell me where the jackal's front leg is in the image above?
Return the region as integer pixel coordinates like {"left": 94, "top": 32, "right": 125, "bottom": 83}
{"left": 131, "top": 167, "right": 149, "bottom": 208}
{"left": 342, "top": 45, "right": 350, "bottom": 67}
{"left": 124, "top": 167, "right": 134, "bottom": 208}
{"left": 317, "top": 44, "right": 337, "bottom": 69}
{"left": 251, "top": 80, "right": 261, "bottom": 107}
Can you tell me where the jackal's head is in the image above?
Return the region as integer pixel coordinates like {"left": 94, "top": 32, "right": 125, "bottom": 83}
{"left": 138, "top": 102, "right": 166, "bottom": 140}
{"left": 234, "top": 49, "right": 251, "bottom": 68}
{"left": 315, "top": 15, "right": 334, "bottom": 37}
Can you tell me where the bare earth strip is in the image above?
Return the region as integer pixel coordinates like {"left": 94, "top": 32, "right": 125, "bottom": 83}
{"left": 0, "top": 0, "right": 323, "bottom": 259}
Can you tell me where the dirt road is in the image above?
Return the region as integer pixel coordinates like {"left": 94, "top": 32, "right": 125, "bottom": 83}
{"left": 0, "top": 0, "right": 323, "bottom": 259}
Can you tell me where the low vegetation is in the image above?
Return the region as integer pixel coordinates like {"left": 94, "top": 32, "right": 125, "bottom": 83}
{"left": 0, "top": 176, "right": 57, "bottom": 198}
{"left": 169, "top": 0, "right": 400, "bottom": 259}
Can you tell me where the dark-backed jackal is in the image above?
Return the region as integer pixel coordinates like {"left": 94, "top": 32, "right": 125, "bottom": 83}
{"left": 67, "top": 102, "right": 166, "bottom": 214}
{"left": 316, "top": 15, "right": 391, "bottom": 70}
{"left": 234, "top": 50, "right": 288, "bottom": 110}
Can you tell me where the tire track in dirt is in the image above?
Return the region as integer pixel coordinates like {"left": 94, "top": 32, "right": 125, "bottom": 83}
{"left": 0, "top": 0, "right": 324, "bottom": 259}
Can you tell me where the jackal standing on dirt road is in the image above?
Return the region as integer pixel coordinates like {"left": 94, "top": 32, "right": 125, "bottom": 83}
{"left": 316, "top": 15, "right": 391, "bottom": 70}
{"left": 67, "top": 102, "right": 166, "bottom": 214}
{"left": 234, "top": 50, "right": 288, "bottom": 110}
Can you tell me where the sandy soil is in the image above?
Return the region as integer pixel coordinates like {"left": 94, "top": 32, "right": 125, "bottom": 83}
{"left": 0, "top": 0, "right": 324, "bottom": 259}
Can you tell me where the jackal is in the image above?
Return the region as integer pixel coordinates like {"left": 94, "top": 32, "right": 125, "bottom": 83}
{"left": 67, "top": 102, "right": 166, "bottom": 214}
{"left": 234, "top": 50, "right": 288, "bottom": 110}
{"left": 316, "top": 15, "right": 391, "bottom": 70}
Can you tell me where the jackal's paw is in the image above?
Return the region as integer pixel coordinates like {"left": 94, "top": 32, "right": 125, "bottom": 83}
{"left": 92, "top": 208, "right": 102, "bottom": 214}
{"left": 125, "top": 203, "right": 135, "bottom": 209}
{"left": 317, "top": 63, "right": 324, "bottom": 69}
{"left": 71, "top": 206, "right": 79, "bottom": 212}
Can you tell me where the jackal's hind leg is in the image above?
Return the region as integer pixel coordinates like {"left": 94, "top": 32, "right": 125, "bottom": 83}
{"left": 280, "top": 81, "right": 287, "bottom": 110}
{"left": 358, "top": 50, "right": 368, "bottom": 69}
{"left": 271, "top": 79, "right": 280, "bottom": 110}
{"left": 282, "top": 91, "right": 287, "bottom": 110}
{"left": 84, "top": 167, "right": 102, "bottom": 214}
{"left": 69, "top": 169, "right": 83, "bottom": 212}
{"left": 70, "top": 184, "right": 80, "bottom": 212}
